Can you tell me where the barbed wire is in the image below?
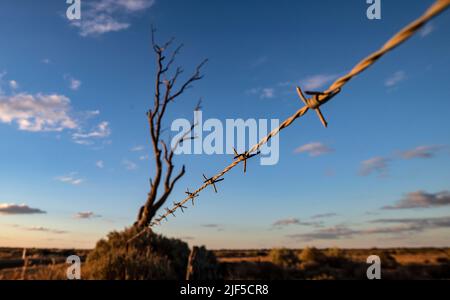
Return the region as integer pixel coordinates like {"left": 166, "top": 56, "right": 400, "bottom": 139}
{"left": 137, "top": 0, "right": 450, "bottom": 235}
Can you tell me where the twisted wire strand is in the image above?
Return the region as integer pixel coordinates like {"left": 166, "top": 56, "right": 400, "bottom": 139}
{"left": 148, "top": 0, "right": 450, "bottom": 229}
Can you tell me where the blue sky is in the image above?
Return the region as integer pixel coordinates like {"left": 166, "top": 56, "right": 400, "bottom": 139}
{"left": 0, "top": 0, "right": 450, "bottom": 249}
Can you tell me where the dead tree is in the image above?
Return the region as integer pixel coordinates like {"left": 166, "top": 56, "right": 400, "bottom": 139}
{"left": 135, "top": 28, "right": 207, "bottom": 229}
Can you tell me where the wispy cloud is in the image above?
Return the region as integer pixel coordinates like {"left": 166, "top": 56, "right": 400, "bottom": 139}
{"left": 75, "top": 211, "right": 101, "bottom": 219}
{"left": 385, "top": 71, "right": 406, "bottom": 87}
{"left": 71, "top": 0, "right": 155, "bottom": 37}
{"left": 96, "top": 160, "right": 105, "bottom": 168}
{"left": 288, "top": 225, "right": 355, "bottom": 241}
{"left": 72, "top": 121, "right": 111, "bottom": 145}
{"left": 0, "top": 204, "right": 46, "bottom": 215}
{"left": 122, "top": 159, "right": 137, "bottom": 171}
{"left": 130, "top": 145, "right": 145, "bottom": 152}
{"left": 382, "top": 190, "right": 450, "bottom": 210}
{"left": 250, "top": 56, "right": 268, "bottom": 68}
{"left": 272, "top": 218, "right": 321, "bottom": 228}
{"left": 201, "top": 224, "right": 220, "bottom": 228}
{"left": 299, "top": 74, "right": 338, "bottom": 90}
{"left": 64, "top": 75, "right": 81, "bottom": 91}
{"left": 261, "top": 88, "right": 275, "bottom": 99}
{"left": 246, "top": 87, "right": 275, "bottom": 99}
{"left": 359, "top": 156, "right": 390, "bottom": 177}
{"left": 420, "top": 23, "right": 434, "bottom": 38}
{"left": 288, "top": 216, "right": 450, "bottom": 241}
{"left": 9, "top": 80, "right": 18, "bottom": 90}
{"left": 23, "top": 226, "right": 67, "bottom": 234}
{"left": 273, "top": 218, "right": 299, "bottom": 227}
{"left": 55, "top": 172, "right": 84, "bottom": 185}
{"left": 400, "top": 145, "right": 443, "bottom": 159}
{"left": 294, "top": 142, "right": 334, "bottom": 157}
{"left": 311, "top": 213, "right": 337, "bottom": 219}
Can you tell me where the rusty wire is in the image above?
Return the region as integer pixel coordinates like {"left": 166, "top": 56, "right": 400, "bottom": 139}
{"left": 145, "top": 0, "right": 450, "bottom": 229}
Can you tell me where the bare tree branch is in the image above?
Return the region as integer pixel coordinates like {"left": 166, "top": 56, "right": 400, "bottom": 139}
{"left": 135, "top": 28, "right": 207, "bottom": 228}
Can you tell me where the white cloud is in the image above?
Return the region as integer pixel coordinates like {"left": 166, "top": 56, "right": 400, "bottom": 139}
{"left": 139, "top": 155, "right": 149, "bottom": 160}
{"left": 246, "top": 87, "right": 275, "bottom": 99}
{"left": 122, "top": 159, "right": 137, "bottom": 171}
{"left": 0, "top": 93, "right": 78, "bottom": 132}
{"left": 0, "top": 73, "right": 109, "bottom": 145}
{"left": 300, "top": 74, "right": 337, "bottom": 90}
{"left": 41, "top": 58, "right": 51, "bottom": 64}
{"left": 420, "top": 23, "right": 434, "bottom": 38}
{"left": 359, "top": 157, "right": 390, "bottom": 177}
{"left": 130, "top": 145, "right": 145, "bottom": 152}
{"left": 294, "top": 142, "right": 334, "bottom": 157}
{"left": 72, "top": 121, "right": 111, "bottom": 145}
{"left": 71, "top": 0, "right": 155, "bottom": 37}
{"left": 9, "top": 80, "right": 18, "bottom": 90}
{"left": 96, "top": 160, "right": 105, "bottom": 168}
{"left": 385, "top": 71, "right": 406, "bottom": 87}
{"left": 55, "top": 173, "right": 84, "bottom": 185}
{"left": 75, "top": 211, "right": 101, "bottom": 219}
{"left": 64, "top": 75, "right": 81, "bottom": 91}
{"left": 261, "top": 88, "right": 275, "bottom": 99}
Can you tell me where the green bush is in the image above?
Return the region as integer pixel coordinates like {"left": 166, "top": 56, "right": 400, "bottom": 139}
{"left": 268, "top": 248, "right": 298, "bottom": 268}
{"left": 84, "top": 227, "right": 190, "bottom": 280}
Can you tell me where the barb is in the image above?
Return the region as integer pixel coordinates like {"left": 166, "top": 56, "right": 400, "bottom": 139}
{"left": 142, "top": 0, "right": 449, "bottom": 230}
{"left": 233, "top": 147, "right": 261, "bottom": 173}
{"left": 203, "top": 174, "right": 224, "bottom": 193}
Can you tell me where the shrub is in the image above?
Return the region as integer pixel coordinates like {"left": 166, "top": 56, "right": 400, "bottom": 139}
{"left": 299, "top": 247, "right": 326, "bottom": 264}
{"left": 377, "top": 251, "right": 398, "bottom": 269}
{"left": 268, "top": 248, "right": 298, "bottom": 268}
{"left": 84, "top": 227, "right": 190, "bottom": 280}
{"left": 324, "top": 247, "right": 348, "bottom": 268}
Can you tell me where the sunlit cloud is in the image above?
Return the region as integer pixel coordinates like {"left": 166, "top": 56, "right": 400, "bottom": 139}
{"left": 311, "top": 213, "right": 337, "bottom": 219}
{"left": 382, "top": 190, "right": 450, "bottom": 210}
{"left": 75, "top": 211, "right": 101, "bottom": 219}
{"left": 288, "top": 216, "right": 450, "bottom": 241}
{"left": 23, "top": 226, "right": 67, "bottom": 234}
{"left": 272, "top": 218, "right": 322, "bottom": 228}
{"left": 359, "top": 156, "right": 390, "bottom": 177}
{"left": 294, "top": 142, "right": 334, "bottom": 157}
{"left": 400, "top": 145, "right": 443, "bottom": 159}
{"left": 0, "top": 204, "right": 46, "bottom": 215}
{"left": 0, "top": 93, "right": 78, "bottom": 132}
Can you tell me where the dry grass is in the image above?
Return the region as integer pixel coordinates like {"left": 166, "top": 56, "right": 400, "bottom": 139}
{"left": 1, "top": 247, "right": 449, "bottom": 280}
